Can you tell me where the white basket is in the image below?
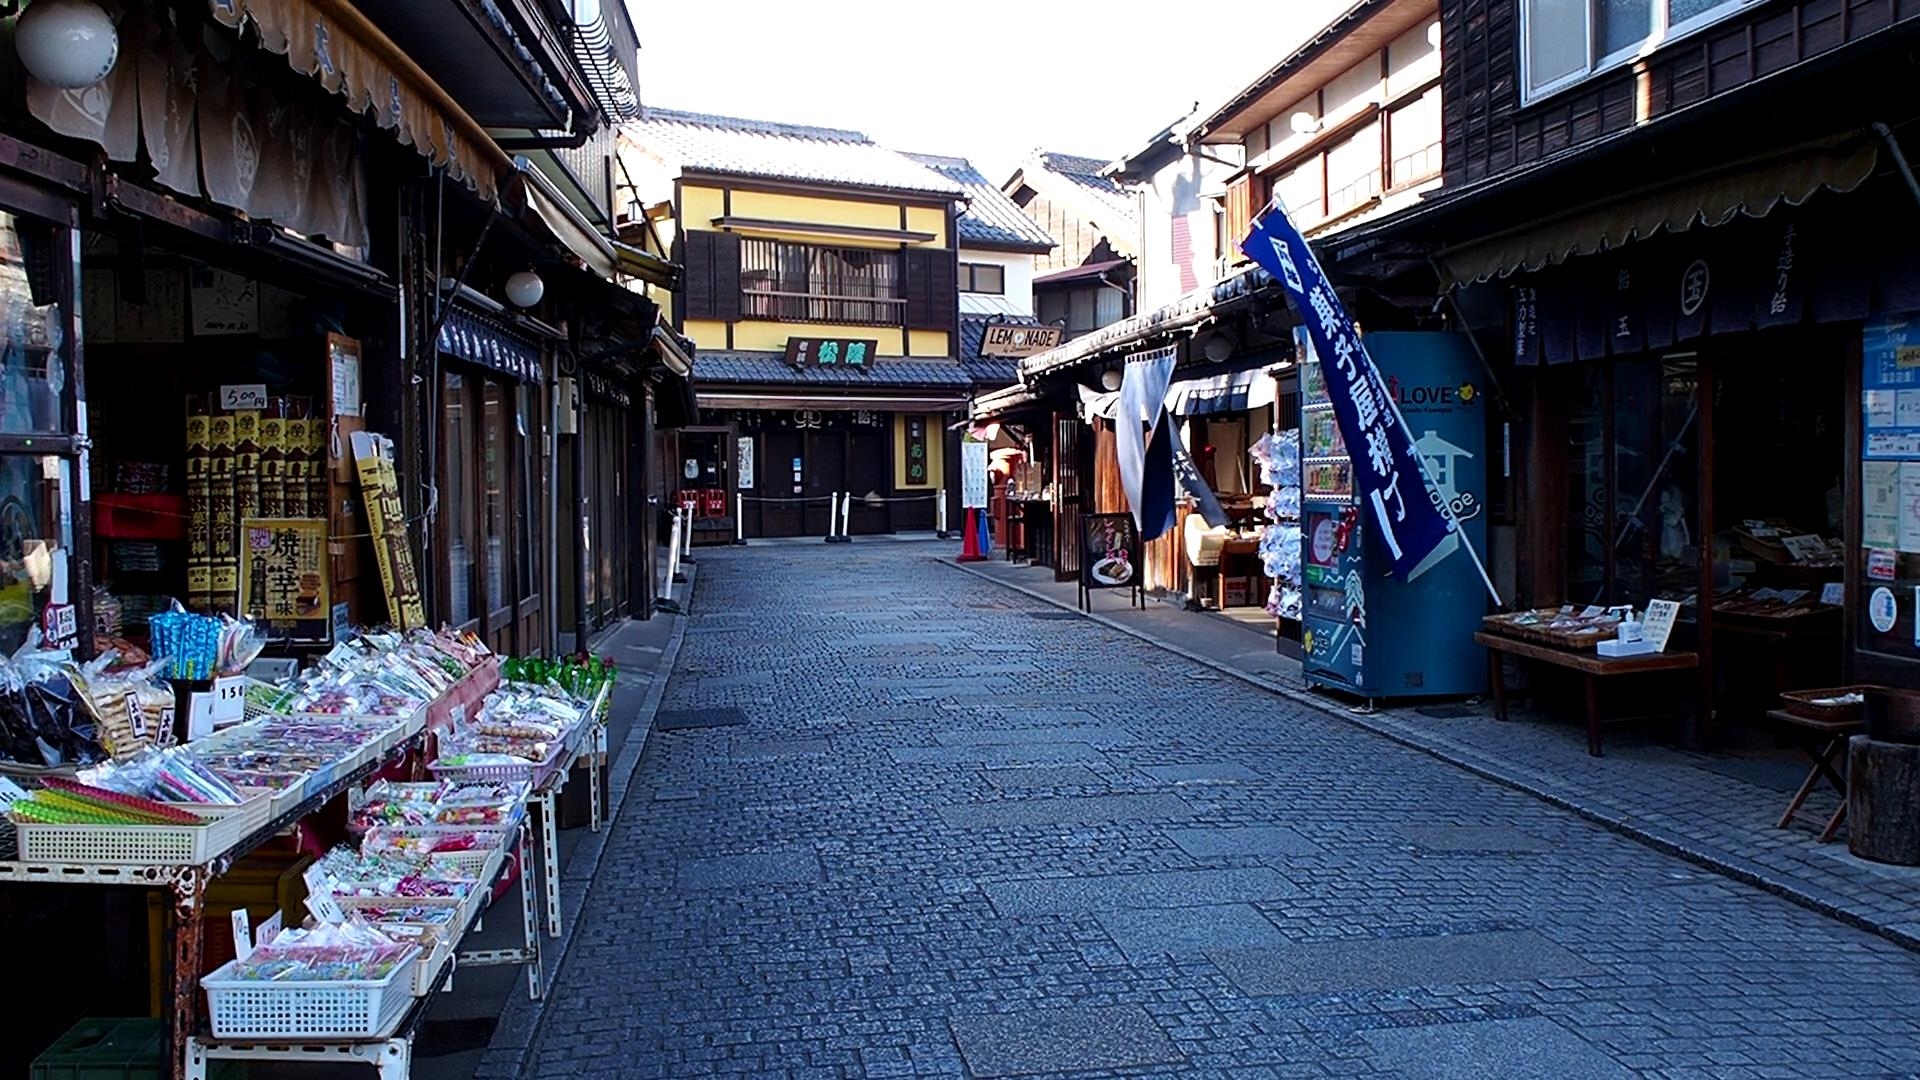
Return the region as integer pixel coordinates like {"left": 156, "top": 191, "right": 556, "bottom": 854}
{"left": 201, "top": 948, "right": 420, "bottom": 1038}
{"left": 410, "top": 937, "right": 454, "bottom": 996}
{"left": 14, "top": 800, "right": 259, "bottom": 866}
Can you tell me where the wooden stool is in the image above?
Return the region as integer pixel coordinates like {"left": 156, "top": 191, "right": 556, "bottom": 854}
{"left": 1767, "top": 709, "right": 1860, "bottom": 843}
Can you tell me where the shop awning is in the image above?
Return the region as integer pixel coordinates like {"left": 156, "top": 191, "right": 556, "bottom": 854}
{"left": 210, "top": 0, "right": 508, "bottom": 202}
{"left": 517, "top": 158, "right": 617, "bottom": 278}
{"left": 1165, "top": 365, "right": 1278, "bottom": 417}
{"left": 652, "top": 326, "right": 695, "bottom": 379}
{"left": 438, "top": 306, "right": 544, "bottom": 382}
{"left": 1033, "top": 258, "right": 1131, "bottom": 286}
{"left": 1438, "top": 133, "right": 1879, "bottom": 288}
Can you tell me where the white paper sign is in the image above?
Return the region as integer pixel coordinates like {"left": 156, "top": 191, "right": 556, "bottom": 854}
{"left": 258, "top": 910, "right": 283, "bottom": 944}
{"left": 230, "top": 908, "right": 254, "bottom": 961}
{"left": 961, "top": 441, "right": 990, "bottom": 509}
{"left": 188, "top": 675, "right": 248, "bottom": 738}
{"left": 1821, "top": 583, "right": 1845, "bottom": 606}
{"left": 736, "top": 437, "right": 755, "bottom": 489}
{"left": 1642, "top": 599, "right": 1682, "bottom": 652}
{"left": 303, "top": 866, "right": 347, "bottom": 924}
{"left": 220, "top": 384, "right": 269, "bottom": 411}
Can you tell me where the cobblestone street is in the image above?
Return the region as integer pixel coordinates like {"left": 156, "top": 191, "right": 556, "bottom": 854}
{"left": 523, "top": 543, "right": 1920, "bottom": 1079}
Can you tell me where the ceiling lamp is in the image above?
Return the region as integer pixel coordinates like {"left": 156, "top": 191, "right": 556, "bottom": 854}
{"left": 1098, "top": 367, "right": 1123, "bottom": 392}
{"left": 16, "top": 0, "right": 119, "bottom": 89}
{"left": 505, "top": 270, "right": 545, "bottom": 308}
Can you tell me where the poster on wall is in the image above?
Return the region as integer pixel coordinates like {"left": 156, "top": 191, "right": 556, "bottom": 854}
{"left": 961, "top": 440, "right": 989, "bottom": 509}
{"left": 1081, "top": 513, "right": 1140, "bottom": 590}
{"left": 736, "top": 437, "right": 755, "bottom": 489}
{"left": 239, "top": 517, "right": 331, "bottom": 642}
{"left": 350, "top": 431, "right": 427, "bottom": 630}
{"left": 1860, "top": 315, "right": 1920, "bottom": 660}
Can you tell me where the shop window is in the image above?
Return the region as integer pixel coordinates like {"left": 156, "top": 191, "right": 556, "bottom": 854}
{"left": 1523, "top": 0, "right": 1752, "bottom": 102}
{"left": 443, "top": 371, "right": 476, "bottom": 627}
{"left": 0, "top": 198, "right": 78, "bottom": 655}
{"left": 1269, "top": 161, "right": 1325, "bottom": 226}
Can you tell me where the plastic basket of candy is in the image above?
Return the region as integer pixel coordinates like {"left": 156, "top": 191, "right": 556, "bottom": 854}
{"left": 201, "top": 929, "right": 420, "bottom": 1038}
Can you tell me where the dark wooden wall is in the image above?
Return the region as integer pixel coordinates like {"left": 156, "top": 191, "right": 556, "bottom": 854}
{"left": 1441, "top": 0, "right": 1920, "bottom": 186}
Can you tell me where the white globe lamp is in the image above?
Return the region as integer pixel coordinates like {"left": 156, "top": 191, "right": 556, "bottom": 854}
{"left": 16, "top": 0, "right": 120, "bottom": 90}
{"left": 505, "top": 270, "right": 544, "bottom": 308}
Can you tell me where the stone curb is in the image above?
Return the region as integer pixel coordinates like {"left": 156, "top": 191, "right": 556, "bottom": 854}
{"left": 474, "top": 568, "right": 697, "bottom": 1079}
{"left": 942, "top": 557, "right": 1920, "bottom": 956}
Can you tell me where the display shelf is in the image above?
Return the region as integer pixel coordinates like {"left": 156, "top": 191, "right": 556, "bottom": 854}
{"left": 189, "top": 819, "right": 529, "bottom": 1080}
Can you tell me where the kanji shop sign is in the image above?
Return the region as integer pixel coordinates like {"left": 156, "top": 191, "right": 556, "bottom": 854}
{"left": 239, "top": 517, "right": 331, "bottom": 642}
{"left": 979, "top": 323, "right": 1063, "bottom": 358}
{"left": 785, "top": 337, "right": 877, "bottom": 370}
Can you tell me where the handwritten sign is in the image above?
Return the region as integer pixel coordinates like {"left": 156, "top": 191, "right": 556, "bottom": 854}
{"left": 190, "top": 267, "right": 259, "bottom": 335}
{"left": 239, "top": 518, "right": 331, "bottom": 642}
{"left": 220, "top": 384, "right": 269, "bottom": 411}
{"left": 230, "top": 908, "right": 254, "bottom": 962}
{"left": 961, "top": 440, "right": 989, "bottom": 509}
{"left": 1642, "top": 599, "right": 1682, "bottom": 652}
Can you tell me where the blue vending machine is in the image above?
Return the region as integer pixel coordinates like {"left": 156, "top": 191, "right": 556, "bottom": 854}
{"left": 1298, "top": 330, "right": 1489, "bottom": 699}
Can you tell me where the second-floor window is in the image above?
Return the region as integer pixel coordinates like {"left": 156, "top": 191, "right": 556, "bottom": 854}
{"left": 1525, "top": 0, "right": 1754, "bottom": 102}
{"left": 959, "top": 263, "right": 1005, "bottom": 295}
{"left": 1038, "top": 285, "right": 1125, "bottom": 337}
{"left": 739, "top": 238, "right": 903, "bottom": 325}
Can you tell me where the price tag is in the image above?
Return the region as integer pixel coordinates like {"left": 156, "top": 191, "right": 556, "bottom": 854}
{"left": 230, "top": 908, "right": 254, "bottom": 962}
{"left": 188, "top": 675, "right": 248, "bottom": 738}
{"left": 258, "top": 910, "right": 283, "bottom": 946}
{"left": 0, "top": 775, "right": 28, "bottom": 811}
{"left": 303, "top": 866, "right": 346, "bottom": 925}
{"left": 220, "top": 384, "right": 269, "bottom": 410}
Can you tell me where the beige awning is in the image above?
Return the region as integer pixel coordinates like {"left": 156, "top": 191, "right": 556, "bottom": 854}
{"left": 1438, "top": 134, "right": 1879, "bottom": 288}
{"left": 210, "top": 0, "right": 507, "bottom": 202}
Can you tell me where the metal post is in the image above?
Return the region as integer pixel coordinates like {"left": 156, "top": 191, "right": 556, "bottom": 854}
{"left": 937, "top": 487, "right": 949, "bottom": 538}
{"left": 841, "top": 492, "right": 853, "bottom": 540}
{"left": 680, "top": 501, "right": 695, "bottom": 560}
{"left": 825, "top": 492, "right": 842, "bottom": 543}
{"left": 572, "top": 387, "right": 589, "bottom": 654}
{"left": 733, "top": 493, "right": 746, "bottom": 545}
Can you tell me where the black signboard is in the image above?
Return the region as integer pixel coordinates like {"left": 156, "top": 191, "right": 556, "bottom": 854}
{"left": 785, "top": 336, "right": 878, "bottom": 370}
{"left": 1080, "top": 512, "right": 1142, "bottom": 611}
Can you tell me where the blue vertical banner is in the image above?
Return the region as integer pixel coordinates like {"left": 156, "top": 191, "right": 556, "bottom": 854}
{"left": 1116, "top": 345, "right": 1179, "bottom": 541}
{"left": 1243, "top": 207, "right": 1456, "bottom": 580}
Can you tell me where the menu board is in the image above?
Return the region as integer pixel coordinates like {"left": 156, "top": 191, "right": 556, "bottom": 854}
{"left": 1860, "top": 316, "right": 1920, "bottom": 659}
{"left": 1081, "top": 513, "right": 1139, "bottom": 591}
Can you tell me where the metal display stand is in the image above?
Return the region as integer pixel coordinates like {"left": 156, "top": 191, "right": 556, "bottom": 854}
{"left": 185, "top": 819, "right": 530, "bottom": 1080}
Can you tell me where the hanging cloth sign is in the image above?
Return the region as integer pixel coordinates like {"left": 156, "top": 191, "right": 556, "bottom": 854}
{"left": 1243, "top": 206, "right": 1455, "bottom": 580}
{"left": 1116, "top": 346, "right": 1179, "bottom": 541}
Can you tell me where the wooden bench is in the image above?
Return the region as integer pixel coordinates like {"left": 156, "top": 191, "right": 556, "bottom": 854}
{"left": 1475, "top": 631, "right": 1701, "bottom": 757}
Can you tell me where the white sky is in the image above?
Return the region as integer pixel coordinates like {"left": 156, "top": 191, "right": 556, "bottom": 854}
{"left": 625, "top": 0, "right": 1354, "bottom": 179}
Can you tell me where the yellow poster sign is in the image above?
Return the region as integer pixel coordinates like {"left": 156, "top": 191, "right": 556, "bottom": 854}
{"left": 350, "top": 430, "right": 427, "bottom": 629}
{"left": 239, "top": 517, "right": 330, "bottom": 641}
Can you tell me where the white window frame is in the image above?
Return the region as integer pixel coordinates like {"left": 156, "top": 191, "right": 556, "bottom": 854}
{"left": 1521, "top": 0, "right": 1759, "bottom": 105}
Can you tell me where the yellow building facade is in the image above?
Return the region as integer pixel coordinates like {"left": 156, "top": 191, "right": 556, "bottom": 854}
{"left": 619, "top": 110, "right": 970, "bottom": 541}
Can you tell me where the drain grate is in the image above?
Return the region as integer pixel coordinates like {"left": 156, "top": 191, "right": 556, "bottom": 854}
{"left": 654, "top": 707, "right": 749, "bottom": 731}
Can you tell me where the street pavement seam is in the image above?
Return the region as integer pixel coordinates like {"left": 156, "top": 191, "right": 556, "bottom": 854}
{"left": 943, "top": 557, "right": 1920, "bottom": 957}
{"left": 475, "top": 566, "right": 698, "bottom": 1080}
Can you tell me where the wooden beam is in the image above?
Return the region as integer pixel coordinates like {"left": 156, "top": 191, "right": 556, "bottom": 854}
{"left": 710, "top": 216, "right": 937, "bottom": 244}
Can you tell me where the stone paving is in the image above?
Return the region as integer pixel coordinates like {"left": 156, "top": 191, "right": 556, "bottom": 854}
{"left": 957, "top": 556, "right": 1920, "bottom": 951}
{"left": 522, "top": 543, "right": 1920, "bottom": 1079}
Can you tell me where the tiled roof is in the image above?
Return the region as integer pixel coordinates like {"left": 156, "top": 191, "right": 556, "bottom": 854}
{"left": 626, "top": 108, "right": 965, "bottom": 197}
{"left": 694, "top": 351, "right": 974, "bottom": 389}
{"left": 959, "top": 314, "right": 1047, "bottom": 389}
{"left": 1030, "top": 150, "right": 1139, "bottom": 232}
{"left": 905, "top": 153, "right": 1055, "bottom": 252}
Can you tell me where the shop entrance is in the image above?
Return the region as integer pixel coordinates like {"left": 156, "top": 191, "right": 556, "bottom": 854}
{"left": 676, "top": 426, "right": 735, "bottom": 545}
{"left": 760, "top": 430, "right": 806, "bottom": 536}
{"left": 1552, "top": 328, "right": 1848, "bottom": 736}
{"left": 803, "top": 431, "right": 846, "bottom": 537}
{"left": 847, "top": 428, "right": 888, "bottom": 535}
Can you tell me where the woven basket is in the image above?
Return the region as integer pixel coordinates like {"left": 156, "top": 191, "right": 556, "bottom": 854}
{"left": 1778, "top": 685, "right": 1882, "bottom": 723}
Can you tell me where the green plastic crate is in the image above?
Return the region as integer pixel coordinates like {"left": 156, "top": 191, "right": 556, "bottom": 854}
{"left": 31, "top": 1018, "right": 242, "bottom": 1080}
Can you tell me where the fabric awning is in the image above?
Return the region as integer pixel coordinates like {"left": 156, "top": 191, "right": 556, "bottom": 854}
{"left": 438, "top": 306, "right": 543, "bottom": 382}
{"left": 517, "top": 158, "right": 617, "bottom": 278}
{"left": 1439, "top": 134, "right": 1878, "bottom": 287}
{"left": 210, "top": 0, "right": 507, "bottom": 201}
{"left": 1165, "top": 366, "right": 1278, "bottom": 416}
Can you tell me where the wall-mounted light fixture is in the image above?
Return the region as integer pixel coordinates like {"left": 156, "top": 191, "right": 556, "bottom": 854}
{"left": 16, "top": 0, "right": 119, "bottom": 89}
{"left": 1098, "top": 366, "right": 1123, "bottom": 392}
{"left": 505, "top": 269, "right": 545, "bottom": 308}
